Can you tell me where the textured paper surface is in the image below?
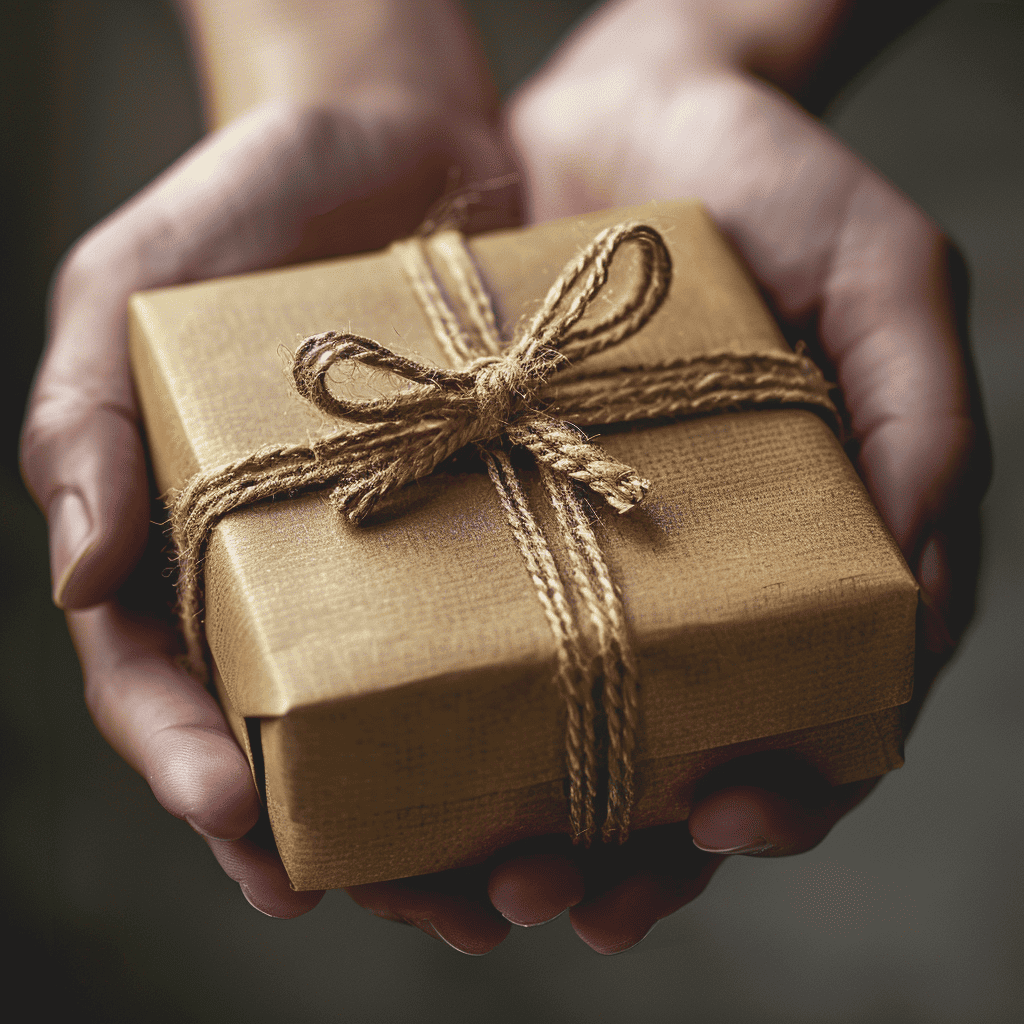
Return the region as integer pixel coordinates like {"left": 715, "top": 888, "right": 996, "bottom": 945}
{"left": 130, "top": 201, "right": 918, "bottom": 888}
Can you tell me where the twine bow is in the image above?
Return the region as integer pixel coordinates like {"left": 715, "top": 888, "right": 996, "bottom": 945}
{"left": 169, "top": 220, "right": 838, "bottom": 847}
{"left": 290, "top": 222, "right": 671, "bottom": 524}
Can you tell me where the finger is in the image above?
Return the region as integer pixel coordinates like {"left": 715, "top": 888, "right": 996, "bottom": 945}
{"left": 688, "top": 778, "right": 875, "bottom": 858}
{"left": 813, "top": 187, "right": 990, "bottom": 665}
{"left": 348, "top": 866, "right": 512, "bottom": 955}
{"left": 68, "top": 602, "right": 260, "bottom": 845}
{"left": 69, "top": 600, "right": 327, "bottom": 918}
{"left": 567, "top": 824, "right": 723, "bottom": 955}
{"left": 687, "top": 749, "right": 879, "bottom": 859}
{"left": 206, "top": 832, "right": 325, "bottom": 920}
{"left": 486, "top": 837, "right": 586, "bottom": 926}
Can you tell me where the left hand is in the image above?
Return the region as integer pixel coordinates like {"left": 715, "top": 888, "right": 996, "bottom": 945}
{"left": 22, "top": 0, "right": 525, "bottom": 939}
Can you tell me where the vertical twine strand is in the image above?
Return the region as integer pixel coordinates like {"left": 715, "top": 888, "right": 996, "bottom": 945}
{"left": 482, "top": 450, "right": 600, "bottom": 844}
{"left": 406, "top": 231, "right": 640, "bottom": 844}
{"left": 539, "top": 466, "right": 639, "bottom": 842}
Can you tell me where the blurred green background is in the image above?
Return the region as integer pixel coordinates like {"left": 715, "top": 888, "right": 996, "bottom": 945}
{"left": 2, "top": 2, "right": 1022, "bottom": 1020}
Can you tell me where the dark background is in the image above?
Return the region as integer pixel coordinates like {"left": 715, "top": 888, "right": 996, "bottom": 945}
{"left": 2, "top": 2, "right": 1022, "bottom": 1020}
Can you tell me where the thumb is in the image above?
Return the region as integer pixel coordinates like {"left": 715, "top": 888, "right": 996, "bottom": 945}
{"left": 21, "top": 394, "right": 150, "bottom": 609}
{"left": 22, "top": 99, "right": 519, "bottom": 608}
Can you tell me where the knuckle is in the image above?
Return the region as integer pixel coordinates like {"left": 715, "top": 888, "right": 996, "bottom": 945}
{"left": 19, "top": 394, "right": 99, "bottom": 503}
{"left": 51, "top": 236, "right": 91, "bottom": 298}
{"left": 18, "top": 404, "right": 67, "bottom": 503}
{"left": 50, "top": 173, "right": 187, "bottom": 292}
{"left": 882, "top": 201, "right": 945, "bottom": 263}
{"left": 246, "top": 98, "right": 342, "bottom": 177}
{"left": 278, "top": 99, "right": 337, "bottom": 149}
{"left": 51, "top": 224, "right": 118, "bottom": 309}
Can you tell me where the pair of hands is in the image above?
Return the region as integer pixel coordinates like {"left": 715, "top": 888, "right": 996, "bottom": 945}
{"left": 20, "top": 0, "right": 987, "bottom": 955}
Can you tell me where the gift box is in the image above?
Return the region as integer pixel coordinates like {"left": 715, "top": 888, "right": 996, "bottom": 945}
{"left": 128, "top": 200, "right": 917, "bottom": 890}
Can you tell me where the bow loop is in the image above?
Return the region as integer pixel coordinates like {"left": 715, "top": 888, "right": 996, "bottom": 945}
{"left": 293, "top": 330, "right": 478, "bottom": 423}
{"left": 517, "top": 222, "right": 673, "bottom": 364}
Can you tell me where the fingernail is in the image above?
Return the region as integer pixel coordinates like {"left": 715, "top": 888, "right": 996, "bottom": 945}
{"left": 591, "top": 920, "right": 658, "bottom": 956}
{"left": 186, "top": 815, "right": 215, "bottom": 839}
{"left": 240, "top": 883, "right": 279, "bottom": 918}
{"left": 49, "top": 489, "right": 93, "bottom": 607}
{"left": 425, "top": 921, "right": 487, "bottom": 956}
{"left": 692, "top": 835, "right": 773, "bottom": 855}
{"left": 185, "top": 815, "right": 236, "bottom": 843}
{"left": 501, "top": 909, "right": 564, "bottom": 927}
{"left": 488, "top": 852, "right": 585, "bottom": 926}
{"left": 918, "top": 542, "right": 955, "bottom": 657}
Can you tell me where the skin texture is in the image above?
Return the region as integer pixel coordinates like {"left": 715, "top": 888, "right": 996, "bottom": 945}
{"left": 20, "top": 0, "right": 989, "bottom": 955}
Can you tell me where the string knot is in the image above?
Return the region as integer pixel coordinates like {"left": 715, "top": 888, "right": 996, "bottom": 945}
{"left": 466, "top": 355, "right": 532, "bottom": 441}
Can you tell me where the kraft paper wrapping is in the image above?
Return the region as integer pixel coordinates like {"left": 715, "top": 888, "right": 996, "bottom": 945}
{"left": 128, "top": 201, "right": 918, "bottom": 890}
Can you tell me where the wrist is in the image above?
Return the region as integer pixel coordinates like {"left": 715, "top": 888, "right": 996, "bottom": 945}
{"left": 177, "top": 0, "right": 498, "bottom": 131}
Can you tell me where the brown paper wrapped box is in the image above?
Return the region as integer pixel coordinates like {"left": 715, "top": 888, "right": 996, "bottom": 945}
{"left": 128, "top": 201, "right": 917, "bottom": 890}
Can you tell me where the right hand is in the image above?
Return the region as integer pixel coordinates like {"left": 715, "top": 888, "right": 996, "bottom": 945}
{"left": 500, "top": 0, "right": 989, "bottom": 954}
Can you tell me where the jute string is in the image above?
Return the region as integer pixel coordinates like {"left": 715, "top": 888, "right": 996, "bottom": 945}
{"left": 168, "top": 222, "right": 838, "bottom": 845}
